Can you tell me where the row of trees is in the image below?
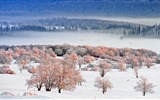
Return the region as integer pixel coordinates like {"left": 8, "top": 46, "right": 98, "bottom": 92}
{"left": 0, "top": 44, "right": 156, "bottom": 96}
{"left": 26, "top": 55, "right": 85, "bottom": 93}
{"left": 0, "top": 44, "right": 158, "bottom": 74}
{"left": 94, "top": 60, "right": 113, "bottom": 94}
{"left": 126, "top": 24, "right": 160, "bottom": 38}
{"left": 2, "top": 18, "right": 160, "bottom": 38}
{"left": 0, "top": 46, "right": 85, "bottom": 93}
{"left": 94, "top": 59, "right": 155, "bottom": 96}
{"left": 0, "top": 17, "right": 143, "bottom": 33}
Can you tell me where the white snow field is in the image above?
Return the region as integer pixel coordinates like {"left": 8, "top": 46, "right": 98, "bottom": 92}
{"left": 0, "top": 31, "right": 160, "bottom": 99}
{"left": 0, "top": 61, "right": 160, "bottom": 99}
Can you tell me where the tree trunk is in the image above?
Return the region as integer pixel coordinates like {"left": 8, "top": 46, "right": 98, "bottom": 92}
{"left": 20, "top": 69, "right": 22, "bottom": 73}
{"left": 79, "top": 82, "right": 82, "bottom": 86}
{"left": 102, "top": 90, "right": 105, "bottom": 94}
{"left": 79, "top": 64, "right": 81, "bottom": 69}
{"left": 143, "top": 92, "right": 145, "bottom": 96}
{"left": 37, "top": 84, "right": 42, "bottom": 91}
{"left": 136, "top": 75, "right": 138, "bottom": 78}
{"left": 38, "top": 88, "right": 41, "bottom": 91}
{"left": 131, "top": 64, "right": 134, "bottom": 69}
{"left": 46, "top": 88, "right": 51, "bottom": 91}
{"left": 101, "top": 69, "right": 105, "bottom": 77}
{"left": 58, "top": 89, "right": 61, "bottom": 93}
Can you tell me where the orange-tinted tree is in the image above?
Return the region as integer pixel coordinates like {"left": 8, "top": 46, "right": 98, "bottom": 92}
{"left": 98, "top": 60, "right": 111, "bottom": 77}
{"left": 118, "top": 60, "right": 126, "bottom": 71}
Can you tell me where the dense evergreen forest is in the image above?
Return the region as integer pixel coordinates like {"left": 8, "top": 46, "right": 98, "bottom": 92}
{"left": 0, "top": 18, "right": 160, "bottom": 38}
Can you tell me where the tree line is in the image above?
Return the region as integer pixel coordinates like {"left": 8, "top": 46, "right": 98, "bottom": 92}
{"left": 0, "top": 18, "right": 142, "bottom": 33}
{"left": 0, "top": 44, "right": 158, "bottom": 95}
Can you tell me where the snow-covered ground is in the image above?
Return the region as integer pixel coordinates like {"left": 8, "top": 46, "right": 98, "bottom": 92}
{"left": 0, "top": 61, "right": 160, "bottom": 99}
{"left": 0, "top": 31, "right": 160, "bottom": 53}
{"left": 0, "top": 31, "right": 160, "bottom": 99}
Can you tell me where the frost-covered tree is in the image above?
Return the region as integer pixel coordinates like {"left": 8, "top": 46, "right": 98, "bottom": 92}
{"left": 73, "top": 70, "right": 86, "bottom": 86}
{"left": 27, "top": 56, "right": 81, "bottom": 93}
{"left": 83, "top": 55, "right": 95, "bottom": 64}
{"left": 137, "top": 57, "right": 145, "bottom": 67}
{"left": 63, "top": 53, "right": 78, "bottom": 62}
{"left": 130, "top": 56, "right": 139, "bottom": 69}
{"left": 45, "top": 48, "right": 57, "bottom": 57}
{"left": 26, "top": 65, "right": 45, "bottom": 91}
{"left": 55, "top": 48, "right": 64, "bottom": 56}
{"left": 94, "top": 77, "right": 113, "bottom": 94}
{"left": 0, "top": 49, "right": 13, "bottom": 65}
{"left": 16, "top": 54, "right": 31, "bottom": 73}
{"left": 75, "top": 47, "right": 87, "bottom": 56}
{"left": 134, "top": 76, "right": 155, "bottom": 96}
{"left": 77, "top": 56, "right": 85, "bottom": 69}
{"left": 98, "top": 60, "right": 111, "bottom": 77}
{"left": 27, "top": 66, "right": 37, "bottom": 74}
{"left": 40, "top": 56, "right": 58, "bottom": 91}
{"left": 145, "top": 58, "right": 154, "bottom": 68}
{"left": 55, "top": 59, "right": 77, "bottom": 93}
{"left": 118, "top": 60, "right": 126, "bottom": 71}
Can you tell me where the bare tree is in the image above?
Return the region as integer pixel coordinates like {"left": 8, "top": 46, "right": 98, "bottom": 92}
{"left": 134, "top": 76, "right": 155, "bottom": 96}
{"left": 94, "top": 77, "right": 113, "bottom": 94}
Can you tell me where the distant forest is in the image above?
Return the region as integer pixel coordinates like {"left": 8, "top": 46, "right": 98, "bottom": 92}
{"left": 0, "top": 18, "right": 160, "bottom": 38}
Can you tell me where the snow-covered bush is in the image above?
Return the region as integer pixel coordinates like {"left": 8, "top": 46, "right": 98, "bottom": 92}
{"left": 118, "top": 60, "right": 126, "bottom": 71}
{"left": 75, "top": 47, "right": 87, "bottom": 56}
{"left": 0, "top": 66, "right": 16, "bottom": 74}
{"left": 145, "top": 58, "right": 154, "bottom": 68}
{"left": 89, "top": 67, "right": 99, "bottom": 71}
{"left": 83, "top": 55, "right": 95, "bottom": 63}
{"left": 77, "top": 56, "right": 85, "bottom": 69}
{"left": 81, "top": 67, "right": 88, "bottom": 71}
{"left": 55, "top": 48, "right": 64, "bottom": 56}
{"left": 27, "top": 66, "right": 37, "bottom": 74}
{"left": 1, "top": 91, "right": 16, "bottom": 96}
{"left": 23, "top": 92, "right": 37, "bottom": 96}
{"left": 0, "top": 49, "right": 13, "bottom": 65}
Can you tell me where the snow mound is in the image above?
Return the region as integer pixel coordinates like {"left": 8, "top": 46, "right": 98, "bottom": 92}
{"left": 1, "top": 91, "right": 16, "bottom": 96}
{"left": 0, "top": 66, "right": 16, "bottom": 75}
{"left": 23, "top": 91, "right": 37, "bottom": 96}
